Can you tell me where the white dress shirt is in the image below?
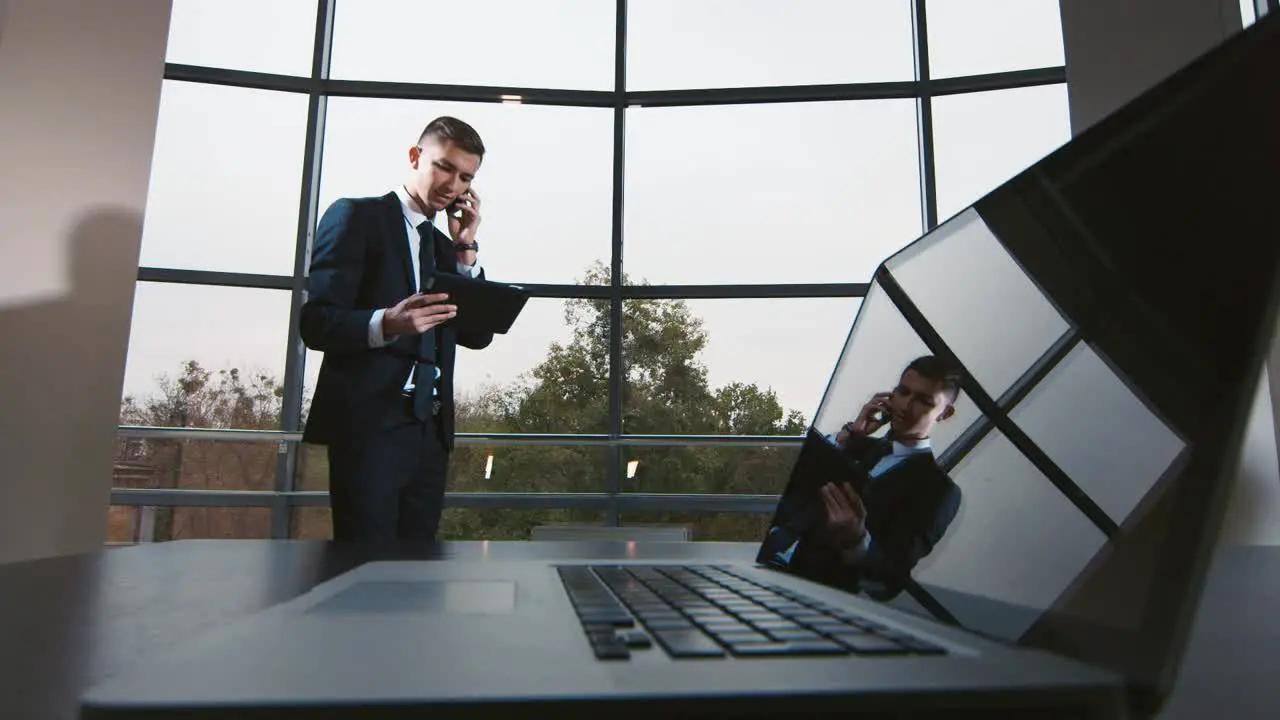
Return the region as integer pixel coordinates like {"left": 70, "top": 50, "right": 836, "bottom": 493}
{"left": 366, "top": 186, "right": 483, "bottom": 393}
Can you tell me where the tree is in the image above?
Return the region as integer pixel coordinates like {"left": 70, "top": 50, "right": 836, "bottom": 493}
{"left": 114, "top": 263, "right": 808, "bottom": 543}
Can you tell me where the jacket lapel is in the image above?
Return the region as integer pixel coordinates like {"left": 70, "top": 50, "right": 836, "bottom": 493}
{"left": 380, "top": 192, "right": 416, "bottom": 293}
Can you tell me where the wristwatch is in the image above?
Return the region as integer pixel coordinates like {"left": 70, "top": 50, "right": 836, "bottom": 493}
{"left": 454, "top": 242, "right": 479, "bottom": 252}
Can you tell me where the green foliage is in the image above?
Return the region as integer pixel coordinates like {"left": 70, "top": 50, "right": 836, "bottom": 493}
{"left": 118, "top": 263, "right": 807, "bottom": 542}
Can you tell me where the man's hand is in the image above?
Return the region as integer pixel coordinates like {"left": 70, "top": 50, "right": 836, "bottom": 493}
{"left": 820, "top": 481, "right": 868, "bottom": 549}
{"left": 835, "top": 391, "right": 893, "bottom": 445}
{"left": 448, "top": 188, "right": 481, "bottom": 266}
{"left": 381, "top": 293, "right": 456, "bottom": 338}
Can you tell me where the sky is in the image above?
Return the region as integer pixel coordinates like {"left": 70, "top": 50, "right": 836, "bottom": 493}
{"left": 122, "top": 0, "right": 1071, "bottom": 428}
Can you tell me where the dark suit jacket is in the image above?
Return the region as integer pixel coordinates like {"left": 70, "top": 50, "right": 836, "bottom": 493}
{"left": 299, "top": 192, "right": 493, "bottom": 449}
{"left": 765, "top": 434, "right": 962, "bottom": 597}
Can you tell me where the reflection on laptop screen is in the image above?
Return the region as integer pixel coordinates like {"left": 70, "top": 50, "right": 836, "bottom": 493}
{"left": 757, "top": 16, "right": 1280, "bottom": 698}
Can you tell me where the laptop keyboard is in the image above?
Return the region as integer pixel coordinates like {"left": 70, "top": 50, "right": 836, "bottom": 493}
{"left": 557, "top": 565, "right": 946, "bottom": 661}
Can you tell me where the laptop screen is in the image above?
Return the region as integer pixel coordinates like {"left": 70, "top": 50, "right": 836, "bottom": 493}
{"left": 757, "top": 14, "right": 1280, "bottom": 703}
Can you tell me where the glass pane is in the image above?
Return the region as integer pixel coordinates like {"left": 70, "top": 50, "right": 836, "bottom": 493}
{"left": 290, "top": 506, "right": 608, "bottom": 540}
{"left": 319, "top": 98, "right": 613, "bottom": 284}
{"left": 932, "top": 83, "right": 1072, "bottom": 221}
{"left": 624, "top": 100, "right": 922, "bottom": 284}
{"left": 330, "top": 0, "right": 615, "bottom": 90}
{"left": 912, "top": 429, "right": 1108, "bottom": 634}
{"left": 107, "top": 506, "right": 273, "bottom": 542}
{"left": 139, "top": 81, "right": 308, "bottom": 274}
{"left": 622, "top": 298, "right": 858, "bottom": 434}
{"left": 623, "top": 445, "right": 801, "bottom": 495}
{"left": 1009, "top": 342, "right": 1186, "bottom": 524}
{"left": 165, "top": 0, "right": 317, "bottom": 76}
{"left": 620, "top": 512, "right": 774, "bottom": 542}
{"left": 813, "top": 281, "right": 978, "bottom": 455}
{"left": 113, "top": 437, "right": 276, "bottom": 492}
{"left": 885, "top": 208, "right": 1069, "bottom": 398}
{"left": 295, "top": 441, "right": 609, "bottom": 493}
{"left": 627, "top": 0, "right": 914, "bottom": 90}
{"left": 926, "top": 0, "right": 1065, "bottom": 79}
{"left": 121, "top": 283, "right": 291, "bottom": 430}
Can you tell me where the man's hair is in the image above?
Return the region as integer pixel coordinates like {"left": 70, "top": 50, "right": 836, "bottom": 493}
{"left": 902, "top": 355, "right": 964, "bottom": 404}
{"left": 417, "top": 116, "right": 486, "bottom": 158}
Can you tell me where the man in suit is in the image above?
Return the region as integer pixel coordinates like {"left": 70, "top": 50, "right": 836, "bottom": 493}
{"left": 300, "top": 116, "right": 494, "bottom": 542}
{"left": 762, "top": 356, "right": 963, "bottom": 598}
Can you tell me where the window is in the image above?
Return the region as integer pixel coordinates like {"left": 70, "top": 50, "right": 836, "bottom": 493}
{"left": 329, "top": 0, "right": 616, "bottom": 90}
{"left": 885, "top": 208, "right": 1070, "bottom": 398}
{"left": 627, "top": 0, "right": 914, "bottom": 90}
{"left": 165, "top": 0, "right": 317, "bottom": 76}
{"left": 925, "top": 0, "right": 1065, "bottom": 79}
{"left": 620, "top": 512, "right": 774, "bottom": 543}
{"left": 319, "top": 97, "right": 614, "bottom": 284}
{"left": 107, "top": 506, "right": 273, "bottom": 542}
{"left": 139, "top": 81, "right": 309, "bottom": 274}
{"left": 623, "top": 298, "right": 859, "bottom": 434}
{"left": 121, "top": 283, "right": 291, "bottom": 429}
{"left": 912, "top": 429, "right": 1109, "bottom": 634}
{"left": 291, "top": 507, "right": 609, "bottom": 540}
{"left": 623, "top": 100, "right": 921, "bottom": 284}
{"left": 623, "top": 446, "right": 801, "bottom": 496}
{"left": 931, "top": 83, "right": 1072, "bottom": 221}
{"left": 296, "top": 434, "right": 612, "bottom": 494}
{"left": 1008, "top": 342, "right": 1185, "bottom": 524}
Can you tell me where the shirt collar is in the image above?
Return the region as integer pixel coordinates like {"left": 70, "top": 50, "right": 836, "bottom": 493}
{"left": 393, "top": 186, "right": 433, "bottom": 229}
{"left": 890, "top": 437, "right": 932, "bottom": 456}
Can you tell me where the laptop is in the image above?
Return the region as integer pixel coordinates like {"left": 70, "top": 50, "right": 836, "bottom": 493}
{"left": 82, "top": 13, "right": 1280, "bottom": 720}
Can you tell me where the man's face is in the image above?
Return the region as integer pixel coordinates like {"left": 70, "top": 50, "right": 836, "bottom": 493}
{"left": 407, "top": 137, "right": 481, "bottom": 212}
{"left": 887, "top": 369, "right": 956, "bottom": 441}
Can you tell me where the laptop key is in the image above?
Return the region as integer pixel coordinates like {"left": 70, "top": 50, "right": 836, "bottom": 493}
{"left": 617, "top": 630, "right": 653, "bottom": 649}
{"left": 837, "top": 635, "right": 911, "bottom": 654}
{"left": 714, "top": 631, "right": 770, "bottom": 644}
{"left": 730, "top": 640, "right": 848, "bottom": 657}
{"left": 652, "top": 629, "right": 726, "bottom": 658}
{"left": 591, "top": 639, "right": 631, "bottom": 660}
{"left": 769, "top": 629, "right": 823, "bottom": 642}
{"left": 643, "top": 619, "right": 694, "bottom": 631}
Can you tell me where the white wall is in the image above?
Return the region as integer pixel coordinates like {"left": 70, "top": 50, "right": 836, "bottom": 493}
{"left": 0, "top": 0, "right": 171, "bottom": 564}
{"left": 1059, "top": 0, "right": 1280, "bottom": 546}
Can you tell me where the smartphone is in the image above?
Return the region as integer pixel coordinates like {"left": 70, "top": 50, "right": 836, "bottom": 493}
{"left": 446, "top": 192, "right": 471, "bottom": 219}
{"left": 868, "top": 408, "right": 889, "bottom": 425}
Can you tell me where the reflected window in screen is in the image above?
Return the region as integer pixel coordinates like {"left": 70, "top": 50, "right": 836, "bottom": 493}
{"left": 623, "top": 100, "right": 922, "bottom": 285}
{"left": 318, "top": 98, "right": 614, "bottom": 285}
{"left": 884, "top": 208, "right": 1071, "bottom": 399}
{"left": 911, "top": 430, "right": 1109, "bottom": 637}
{"left": 1009, "top": 342, "right": 1186, "bottom": 525}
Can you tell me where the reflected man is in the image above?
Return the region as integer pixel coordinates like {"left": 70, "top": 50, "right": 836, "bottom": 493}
{"left": 765, "top": 356, "right": 963, "bottom": 597}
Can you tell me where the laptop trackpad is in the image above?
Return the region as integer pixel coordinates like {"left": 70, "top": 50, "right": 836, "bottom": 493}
{"left": 307, "top": 581, "right": 517, "bottom": 615}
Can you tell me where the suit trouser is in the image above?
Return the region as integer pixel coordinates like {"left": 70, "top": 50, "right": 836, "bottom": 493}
{"left": 326, "top": 395, "right": 449, "bottom": 541}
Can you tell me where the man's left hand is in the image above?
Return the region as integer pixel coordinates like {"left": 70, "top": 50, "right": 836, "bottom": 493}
{"left": 449, "top": 187, "right": 481, "bottom": 266}
{"left": 820, "top": 481, "right": 867, "bottom": 549}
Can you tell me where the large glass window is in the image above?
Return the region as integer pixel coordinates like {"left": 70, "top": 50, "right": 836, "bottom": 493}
{"left": 139, "top": 82, "right": 309, "bottom": 275}
{"left": 926, "top": 0, "right": 1065, "bottom": 79}
{"left": 164, "top": 0, "right": 317, "bottom": 76}
{"left": 122, "top": 1, "right": 1073, "bottom": 542}
{"left": 627, "top": 0, "right": 915, "bottom": 90}
{"left": 624, "top": 100, "right": 921, "bottom": 284}
{"left": 623, "top": 298, "right": 858, "bottom": 435}
{"left": 330, "top": 0, "right": 616, "bottom": 90}
{"left": 932, "top": 83, "right": 1072, "bottom": 221}
{"left": 319, "top": 98, "right": 615, "bottom": 284}
{"left": 121, "top": 283, "right": 291, "bottom": 430}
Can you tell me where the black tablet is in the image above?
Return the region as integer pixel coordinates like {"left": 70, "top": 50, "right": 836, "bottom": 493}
{"left": 425, "top": 271, "right": 530, "bottom": 334}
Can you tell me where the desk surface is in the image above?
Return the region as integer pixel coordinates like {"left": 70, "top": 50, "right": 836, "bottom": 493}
{"left": 1, "top": 540, "right": 1275, "bottom": 719}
